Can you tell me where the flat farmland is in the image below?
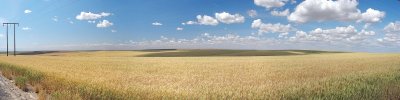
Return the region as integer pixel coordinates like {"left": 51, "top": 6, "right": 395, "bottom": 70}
{"left": 0, "top": 50, "right": 399, "bottom": 99}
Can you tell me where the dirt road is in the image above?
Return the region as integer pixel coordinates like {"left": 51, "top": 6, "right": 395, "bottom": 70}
{"left": 0, "top": 72, "right": 37, "bottom": 100}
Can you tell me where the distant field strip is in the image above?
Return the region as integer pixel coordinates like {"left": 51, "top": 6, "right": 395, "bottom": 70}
{"left": 136, "top": 50, "right": 343, "bottom": 57}
{"left": 0, "top": 50, "right": 399, "bottom": 99}
{"left": 17, "top": 50, "right": 344, "bottom": 57}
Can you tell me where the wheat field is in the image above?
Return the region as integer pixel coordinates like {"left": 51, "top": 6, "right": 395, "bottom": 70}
{"left": 0, "top": 50, "right": 399, "bottom": 99}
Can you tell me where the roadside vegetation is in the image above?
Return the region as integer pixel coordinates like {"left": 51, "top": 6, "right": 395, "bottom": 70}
{"left": 0, "top": 50, "right": 399, "bottom": 99}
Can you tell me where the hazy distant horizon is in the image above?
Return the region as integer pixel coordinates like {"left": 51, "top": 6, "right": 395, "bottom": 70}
{"left": 1, "top": 0, "right": 400, "bottom": 52}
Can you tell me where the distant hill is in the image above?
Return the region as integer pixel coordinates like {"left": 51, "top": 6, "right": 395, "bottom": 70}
{"left": 137, "top": 49, "right": 345, "bottom": 57}
{"left": 12, "top": 49, "right": 345, "bottom": 57}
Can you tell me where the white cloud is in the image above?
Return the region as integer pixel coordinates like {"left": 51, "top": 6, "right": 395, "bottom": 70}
{"left": 363, "top": 23, "right": 371, "bottom": 29}
{"left": 215, "top": 12, "right": 245, "bottom": 24}
{"left": 358, "top": 8, "right": 385, "bottom": 23}
{"left": 290, "top": 25, "right": 375, "bottom": 42}
{"left": 56, "top": 33, "right": 277, "bottom": 50}
{"left": 176, "top": 27, "right": 183, "bottom": 31}
{"left": 152, "top": 22, "right": 163, "bottom": 26}
{"left": 100, "top": 12, "right": 111, "bottom": 17}
{"left": 131, "top": 33, "right": 262, "bottom": 48}
{"left": 66, "top": 18, "right": 73, "bottom": 23}
{"left": 51, "top": 31, "right": 393, "bottom": 52}
{"left": 22, "top": 27, "right": 32, "bottom": 30}
{"left": 378, "top": 22, "right": 400, "bottom": 43}
{"left": 88, "top": 20, "right": 96, "bottom": 23}
{"left": 96, "top": 20, "right": 113, "bottom": 28}
{"left": 288, "top": 0, "right": 386, "bottom": 24}
{"left": 288, "top": 0, "right": 361, "bottom": 23}
{"left": 251, "top": 19, "right": 293, "bottom": 35}
{"left": 111, "top": 30, "right": 117, "bottom": 33}
{"left": 52, "top": 16, "right": 58, "bottom": 22}
{"left": 120, "top": 32, "right": 379, "bottom": 51}
{"left": 183, "top": 21, "right": 197, "bottom": 25}
{"left": 196, "top": 15, "right": 219, "bottom": 26}
{"left": 271, "top": 9, "right": 289, "bottom": 16}
{"left": 254, "top": 0, "right": 288, "bottom": 9}
{"left": 384, "top": 21, "right": 400, "bottom": 33}
{"left": 151, "top": 22, "right": 163, "bottom": 26}
{"left": 184, "top": 14, "right": 250, "bottom": 26}
{"left": 76, "top": 12, "right": 111, "bottom": 20}
{"left": 185, "top": 15, "right": 219, "bottom": 26}
{"left": 290, "top": 0, "right": 297, "bottom": 4}
{"left": 278, "top": 32, "right": 289, "bottom": 38}
{"left": 348, "top": 30, "right": 376, "bottom": 41}
{"left": 247, "top": 10, "right": 258, "bottom": 18}
{"left": 24, "top": 9, "right": 32, "bottom": 14}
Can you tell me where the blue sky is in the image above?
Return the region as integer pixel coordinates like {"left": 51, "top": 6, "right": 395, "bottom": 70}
{"left": 0, "top": 0, "right": 400, "bottom": 52}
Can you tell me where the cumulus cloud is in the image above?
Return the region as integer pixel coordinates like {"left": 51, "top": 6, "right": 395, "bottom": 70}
{"left": 254, "top": 0, "right": 288, "bottom": 9}
{"left": 152, "top": 22, "right": 163, "bottom": 26}
{"left": 185, "top": 12, "right": 245, "bottom": 26}
{"left": 196, "top": 15, "right": 219, "bottom": 26}
{"left": 290, "top": 25, "right": 375, "bottom": 42}
{"left": 56, "top": 33, "right": 281, "bottom": 50}
{"left": 251, "top": 19, "right": 293, "bottom": 35}
{"left": 112, "top": 32, "right": 379, "bottom": 51}
{"left": 358, "top": 8, "right": 385, "bottom": 23}
{"left": 247, "top": 10, "right": 258, "bottom": 18}
{"left": 288, "top": 0, "right": 361, "bottom": 23}
{"left": 24, "top": 9, "right": 32, "bottom": 14}
{"left": 215, "top": 12, "right": 245, "bottom": 24}
{"left": 96, "top": 20, "right": 113, "bottom": 28}
{"left": 130, "top": 33, "right": 262, "bottom": 48}
{"left": 288, "top": 0, "right": 385, "bottom": 24}
{"left": 76, "top": 12, "right": 111, "bottom": 20}
{"left": 176, "top": 27, "right": 183, "bottom": 31}
{"left": 384, "top": 22, "right": 400, "bottom": 33}
{"left": 378, "top": 22, "right": 400, "bottom": 43}
{"left": 52, "top": 31, "right": 391, "bottom": 52}
{"left": 185, "top": 15, "right": 219, "bottom": 26}
{"left": 271, "top": 9, "right": 289, "bottom": 16}
{"left": 185, "top": 13, "right": 245, "bottom": 26}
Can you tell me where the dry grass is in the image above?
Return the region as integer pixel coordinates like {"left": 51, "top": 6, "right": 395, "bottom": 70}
{"left": 0, "top": 51, "right": 399, "bottom": 99}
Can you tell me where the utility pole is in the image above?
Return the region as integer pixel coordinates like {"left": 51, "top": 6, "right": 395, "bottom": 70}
{"left": 4, "top": 24, "right": 8, "bottom": 56}
{"left": 3, "top": 23, "right": 19, "bottom": 56}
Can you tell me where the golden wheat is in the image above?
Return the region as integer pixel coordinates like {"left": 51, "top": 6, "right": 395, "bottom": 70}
{"left": 0, "top": 51, "right": 399, "bottom": 99}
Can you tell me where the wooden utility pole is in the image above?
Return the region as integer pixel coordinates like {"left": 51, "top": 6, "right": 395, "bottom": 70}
{"left": 3, "top": 23, "right": 19, "bottom": 56}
